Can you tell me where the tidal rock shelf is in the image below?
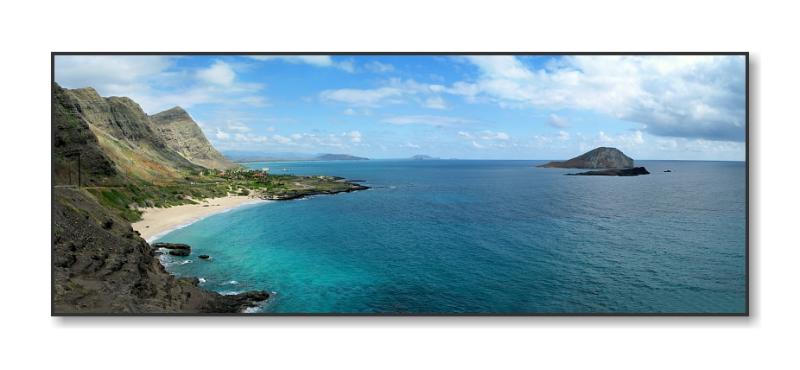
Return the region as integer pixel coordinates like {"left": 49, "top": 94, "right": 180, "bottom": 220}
{"left": 567, "top": 167, "right": 651, "bottom": 176}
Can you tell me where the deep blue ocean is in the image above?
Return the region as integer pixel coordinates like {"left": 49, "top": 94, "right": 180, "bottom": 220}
{"left": 156, "top": 160, "right": 746, "bottom": 314}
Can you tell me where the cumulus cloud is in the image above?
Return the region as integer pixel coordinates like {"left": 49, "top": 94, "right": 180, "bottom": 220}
{"left": 54, "top": 56, "right": 266, "bottom": 113}
{"left": 548, "top": 114, "right": 569, "bottom": 128}
{"left": 454, "top": 55, "right": 746, "bottom": 142}
{"left": 197, "top": 61, "right": 236, "bottom": 86}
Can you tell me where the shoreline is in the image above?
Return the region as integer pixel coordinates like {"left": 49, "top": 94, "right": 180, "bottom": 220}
{"left": 132, "top": 195, "right": 269, "bottom": 242}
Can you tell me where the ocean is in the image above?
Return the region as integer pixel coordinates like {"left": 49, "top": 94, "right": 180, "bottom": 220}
{"left": 155, "top": 160, "right": 747, "bottom": 314}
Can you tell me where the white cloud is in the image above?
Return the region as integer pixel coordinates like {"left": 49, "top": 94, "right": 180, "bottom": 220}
{"left": 54, "top": 56, "right": 266, "bottom": 113}
{"left": 478, "top": 130, "right": 510, "bottom": 141}
{"left": 196, "top": 61, "right": 236, "bottom": 86}
{"left": 454, "top": 55, "right": 746, "bottom": 142}
{"left": 320, "top": 87, "right": 404, "bottom": 107}
{"left": 423, "top": 96, "right": 448, "bottom": 109}
{"left": 548, "top": 114, "right": 569, "bottom": 128}
{"left": 347, "top": 130, "right": 363, "bottom": 143}
{"left": 364, "top": 61, "right": 395, "bottom": 73}
{"left": 249, "top": 55, "right": 355, "bottom": 72}
{"left": 321, "top": 78, "right": 455, "bottom": 108}
{"left": 381, "top": 115, "right": 473, "bottom": 126}
{"left": 215, "top": 129, "right": 231, "bottom": 140}
{"left": 226, "top": 121, "right": 251, "bottom": 132}
{"left": 558, "top": 130, "right": 570, "bottom": 141}
{"left": 403, "top": 142, "right": 421, "bottom": 149}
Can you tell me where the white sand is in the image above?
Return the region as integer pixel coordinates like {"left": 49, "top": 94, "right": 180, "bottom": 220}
{"left": 132, "top": 195, "right": 266, "bottom": 242}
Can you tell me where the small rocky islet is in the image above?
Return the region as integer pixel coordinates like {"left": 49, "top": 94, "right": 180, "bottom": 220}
{"left": 538, "top": 147, "right": 650, "bottom": 176}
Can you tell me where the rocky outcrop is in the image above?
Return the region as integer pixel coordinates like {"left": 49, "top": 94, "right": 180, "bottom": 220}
{"left": 539, "top": 147, "right": 634, "bottom": 169}
{"left": 53, "top": 187, "right": 268, "bottom": 314}
{"left": 567, "top": 167, "right": 650, "bottom": 176}
{"left": 153, "top": 242, "right": 192, "bottom": 256}
{"left": 150, "top": 107, "right": 238, "bottom": 170}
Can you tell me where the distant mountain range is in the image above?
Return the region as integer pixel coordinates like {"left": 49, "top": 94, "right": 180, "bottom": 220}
{"left": 223, "top": 151, "right": 368, "bottom": 162}
{"left": 409, "top": 154, "right": 439, "bottom": 160}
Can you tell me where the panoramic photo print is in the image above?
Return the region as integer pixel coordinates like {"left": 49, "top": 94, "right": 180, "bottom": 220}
{"left": 51, "top": 53, "right": 747, "bottom": 315}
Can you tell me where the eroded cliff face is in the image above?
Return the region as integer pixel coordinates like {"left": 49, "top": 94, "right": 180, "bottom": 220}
{"left": 52, "top": 84, "right": 120, "bottom": 187}
{"left": 149, "top": 107, "right": 237, "bottom": 170}
{"left": 56, "top": 85, "right": 203, "bottom": 183}
{"left": 538, "top": 147, "right": 635, "bottom": 169}
{"left": 53, "top": 188, "right": 268, "bottom": 314}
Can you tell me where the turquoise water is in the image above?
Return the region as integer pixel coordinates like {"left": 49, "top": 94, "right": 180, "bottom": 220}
{"left": 157, "top": 160, "right": 746, "bottom": 314}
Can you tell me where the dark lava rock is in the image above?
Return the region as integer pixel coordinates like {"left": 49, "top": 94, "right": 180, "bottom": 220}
{"left": 664, "top": 169, "right": 672, "bottom": 172}
{"left": 168, "top": 249, "right": 191, "bottom": 257}
{"left": 53, "top": 188, "right": 270, "bottom": 313}
{"left": 568, "top": 167, "right": 650, "bottom": 176}
{"left": 198, "top": 254, "right": 210, "bottom": 260}
{"left": 152, "top": 242, "right": 191, "bottom": 251}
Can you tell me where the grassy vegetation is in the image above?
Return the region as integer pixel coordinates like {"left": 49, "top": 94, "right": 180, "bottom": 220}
{"left": 83, "top": 168, "right": 365, "bottom": 222}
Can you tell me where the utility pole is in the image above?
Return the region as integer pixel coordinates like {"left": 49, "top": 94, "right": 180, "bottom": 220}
{"left": 64, "top": 150, "right": 82, "bottom": 187}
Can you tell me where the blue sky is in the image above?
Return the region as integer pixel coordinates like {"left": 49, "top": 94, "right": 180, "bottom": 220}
{"left": 55, "top": 55, "right": 746, "bottom": 160}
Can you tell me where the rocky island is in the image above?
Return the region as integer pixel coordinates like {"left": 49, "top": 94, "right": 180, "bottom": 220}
{"left": 538, "top": 147, "right": 649, "bottom": 176}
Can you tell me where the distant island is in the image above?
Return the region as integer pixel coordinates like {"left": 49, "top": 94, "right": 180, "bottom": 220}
{"left": 316, "top": 153, "right": 369, "bottom": 161}
{"left": 224, "top": 151, "right": 368, "bottom": 162}
{"left": 538, "top": 147, "right": 649, "bottom": 176}
{"left": 410, "top": 154, "right": 439, "bottom": 160}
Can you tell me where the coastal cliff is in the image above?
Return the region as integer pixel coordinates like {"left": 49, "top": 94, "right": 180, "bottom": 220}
{"left": 52, "top": 84, "right": 272, "bottom": 313}
{"left": 53, "top": 187, "right": 268, "bottom": 313}
{"left": 538, "top": 147, "right": 634, "bottom": 169}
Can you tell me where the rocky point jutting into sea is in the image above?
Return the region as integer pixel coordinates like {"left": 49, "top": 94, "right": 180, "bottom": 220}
{"left": 51, "top": 83, "right": 367, "bottom": 313}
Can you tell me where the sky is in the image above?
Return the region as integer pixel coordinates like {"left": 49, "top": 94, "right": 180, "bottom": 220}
{"left": 54, "top": 54, "right": 746, "bottom": 160}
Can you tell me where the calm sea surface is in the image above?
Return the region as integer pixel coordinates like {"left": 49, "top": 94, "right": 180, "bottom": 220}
{"left": 156, "top": 160, "right": 746, "bottom": 313}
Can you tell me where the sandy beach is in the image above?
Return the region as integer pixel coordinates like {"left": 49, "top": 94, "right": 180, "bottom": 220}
{"left": 132, "top": 195, "right": 266, "bottom": 242}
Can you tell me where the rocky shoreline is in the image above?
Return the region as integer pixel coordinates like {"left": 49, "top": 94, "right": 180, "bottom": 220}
{"left": 260, "top": 183, "right": 370, "bottom": 200}
{"left": 53, "top": 188, "right": 270, "bottom": 314}
{"left": 567, "top": 167, "right": 651, "bottom": 176}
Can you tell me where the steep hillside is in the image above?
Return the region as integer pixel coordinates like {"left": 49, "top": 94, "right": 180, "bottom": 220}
{"left": 57, "top": 86, "right": 202, "bottom": 183}
{"left": 538, "top": 147, "right": 635, "bottom": 169}
{"left": 53, "top": 187, "right": 268, "bottom": 313}
{"left": 52, "top": 84, "right": 121, "bottom": 186}
{"left": 150, "top": 107, "right": 237, "bottom": 170}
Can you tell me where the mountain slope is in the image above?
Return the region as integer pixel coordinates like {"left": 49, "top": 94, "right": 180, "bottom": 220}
{"left": 57, "top": 85, "right": 202, "bottom": 183}
{"left": 52, "top": 84, "right": 121, "bottom": 186}
{"left": 149, "top": 107, "right": 237, "bottom": 170}
{"left": 538, "top": 147, "right": 634, "bottom": 169}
